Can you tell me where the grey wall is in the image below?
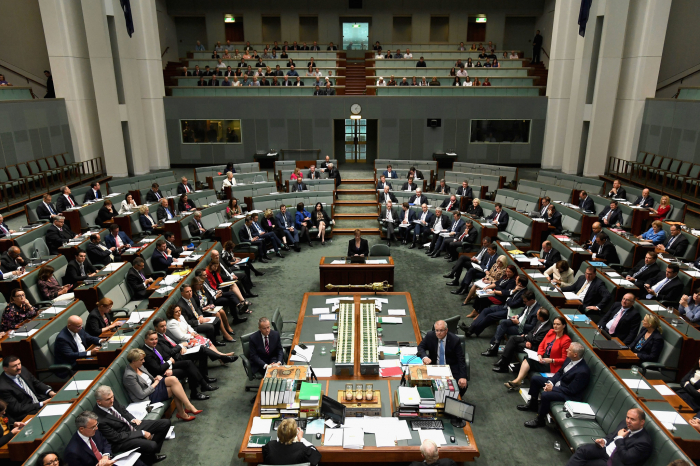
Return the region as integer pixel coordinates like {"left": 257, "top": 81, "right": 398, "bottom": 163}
{"left": 656, "top": 0, "right": 700, "bottom": 98}
{"left": 164, "top": 96, "right": 547, "bottom": 165}
{"left": 637, "top": 98, "right": 700, "bottom": 162}
{"left": 0, "top": 98, "right": 74, "bottom": 166}
{"left": 174, "top": 16, "right": 207, "bottom": 59}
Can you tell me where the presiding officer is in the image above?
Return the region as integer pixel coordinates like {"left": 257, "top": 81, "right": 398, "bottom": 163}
{"left": 347, "top": 229, "right": 369, "bottom": 257}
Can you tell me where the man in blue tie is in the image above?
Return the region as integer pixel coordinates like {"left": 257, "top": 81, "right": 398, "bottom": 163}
{"left": 249, "top": 213, "right": 284, "bottom": 258}
{"left": 417, "top": 320, "right": 468, "bottom": 396}
{"left": 644, "top": 263, "right": 684, "bottom": 302}
{"left": 429, "top": 211, "right": 465, "bottom": 258}
{"left": 156, "top": 199, "right": 174, "bottom": 222}
{"left": 36, "top": 193, "right": 59, "bottom": 221}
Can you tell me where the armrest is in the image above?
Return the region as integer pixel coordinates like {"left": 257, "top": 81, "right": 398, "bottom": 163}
{"left": 149, "top": 271, "right": 167, "bottom": 279}
{"left": 48, "top": 363, "right": 73, "bottom": 374}
{"left": 37, "top": 300, "right": 55, "bottom": 307}
{"left": 234, "top": 241, "right": 252, "bottom": 248}
{"left": 110, "top": 310, "right": 130, "bottom": 318}
{"left": 112, "top": 307, "right": 132, "bottom": 314}
{"left": 641, "top": 361, "right": 678, "bottom": 371}
{"left": 666, "top": 383, "right": 681, "bottom": 390}
{"left": 525, "top": 250, "right": 539, "bottom": 255}
{"left": 283, "top": 320, "right": 297, "bottom": 324}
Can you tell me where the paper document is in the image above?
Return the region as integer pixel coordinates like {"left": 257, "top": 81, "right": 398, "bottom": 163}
{"left": 401, "top": 346, "right": 418, "bottom": 355}
{"left": 217, "top": 223, "right": 232, "bottom": 227}
{"left": 570, "top": 247, "right": 586, "bottom": 252}
{"left": 331, "top": 260, "right": 346, "bottom": 264}
{"left": 380, "top": 317, "right": 403, "bottom": 324}
{"left": 388, "top": 309, "right": 406, "bottom": 316}
{"left": 251, "top": 416, "right": 273, "bottom": 434}
{"left": 418, "top": 429, "right": 446, "bottom": 446}
{"left": 319, "top": 314, "right": 336, "bottom": 321}
{"left": 14, "top": 329, "right": 38, "bottom": 337}
{"left": 126, "top": 401, "right": 150, "bottom": 420}
{"left": 314, "top": 368, "right": 333, "bottom": 378}
{"left": 162, "top": 275, "right": 181, "bottom": 285}
{"left": 102, "top": 262, "right": 125, "bottom": 272}
{"left": 611, "top": 279, "right": 634, "bottom": 287}
{"left": 474, "top": 279, "right": 489, "bottom": 289}
{"left": 378, "top": 346, "right": 400, "bottom": 355}
{"left": 313, "top": 308, "right": 330, "bottom": 315}
{"left": 650, "top": 410, "right": 688, "bottom": 425}
{"left": 53, "top": 292, "right": 75, "bottom": 302}
{"left": 366, "top": 259, "right": 388, "bottom": 264}
{"left": 290, "top": 345, "right": 314, "bottom": 362}
{"left": 427, "top": 366, "right": 453, "bottom": 377}
{"left": 395, "top": 420, "right": 413, "bottom": 440}
{"left": 606, "top": 271, "right": 621, "bottom": 277}
{"left": 379, "top": 359, "right": 401, "bottom": 368}
{"left": 472, "top": 264, "right": 483, "bottom": 272}
{"left": 529, "top": 272, "right": 547, "bottom": 279}
{"left": 127, "top": 311, "right": 154, "bottom": 324}
{"left": 324, "top": 428, "right": 343, "bottom": 446}
{"left": 645, "top": 304, "right": 666, "bottom": 311}
{"left": 183, "top": 345, "right": 201, "bottom": 355}
{"left": 524, "top": 349, "right": 539, "bottom": 361}
{"left": 685, "top": 270, "right": 700, "bottom": 277}
{"left": 306, "top": 419, "right": 325, "bottom": 435}
{"left": 40, "top": 307, "right": 63, "bottom": 315}
{"left": 622, "top": 379, "right": 650, "bottom": 390}
{"left": 109, "top": 335, "right": 131, "bottom": 343}
{"left": 39, "top": 403, "right": 72, "bottom": 417}
{"left": 166, "top": 426, "right": 175, "bottom": 439}
{"left": 375, "top": 431, "right": 397, "bottom": 447}
{"left": 654, "top": 384, "right": 676, "bottom": 396}
{"left": 563, "top": 292, "right": 580, "bottom": 301}
{"left": 202, "top": 317, "right": 216, "bottom": 324}
{"left": 64, "top": 380, "right": 92, "bottom": 391}
{"left": 315, "top": 333, "right": 334, "bottom": 341}
{"left": 113, "top": 450, "right": 142, "bottom": 466}
{"left": 154, "top": 286, "right": 173, "bottom": 294}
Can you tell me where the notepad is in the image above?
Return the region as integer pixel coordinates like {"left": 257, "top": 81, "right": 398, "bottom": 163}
{"left": 315, "top": 333, "right": 334, "bottom": 341}
{"left": 622, "top": 379, "right": 650, "bottom": 390}
{"left": 388, "top": 309, "right": 406, "bottom": 316}
{"left": 251, "top": 416, "right": 273, "bottom": 434}
{"left": 64, "top": 380, "right": 92, "bottom": 391}
{"left": 39, "top": 403, "right": 72, "bottom": 417}
{"left": 313, "top": 308, "right": 330, "bottom": 314}
{"left": 524, "top": 349, "right": 539, "bottom": 361}
{"left": 654, "top": 384, "right": 675, "bottom": 396}
{"left": 331, "top": 260, "right": 346, "bottom": 264}
{"left": 563, "top": 292, "right": 580, "bottom": 301}
{"left": 319, "top": 314, "right": 336, "bottom": 321}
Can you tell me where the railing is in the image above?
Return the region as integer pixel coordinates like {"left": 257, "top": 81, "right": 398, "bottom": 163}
{"left": 161, "top": 46, "right": 169, "bottom": 58}
{"left": 541, "top": 47, "right": 550, "bottom": 59}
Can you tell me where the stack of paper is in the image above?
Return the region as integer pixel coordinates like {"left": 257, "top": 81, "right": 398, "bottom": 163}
{"left": 398, "top": 386, "right": 421, "bottom": 406}
{"left": 343, "top": 427, "right": 365, "bottom": 449}
{"left": 324, "top": 428, "right": 344, "bottom": 446}
{"left": 418, "top": 429, "right": 446, "bottom": 446}
{"left": 563, "top": 292, "right": 580, "bottom": 301}
{"left": 127, "top": 311, "right": 154, "bottom": 324}
{"left": 251, "top": 416, "right": 273, "bottom": 434}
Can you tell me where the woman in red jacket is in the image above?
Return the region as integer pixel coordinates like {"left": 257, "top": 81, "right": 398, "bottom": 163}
{"left": 504, "top": 315, "right": 571, "bottom": 390}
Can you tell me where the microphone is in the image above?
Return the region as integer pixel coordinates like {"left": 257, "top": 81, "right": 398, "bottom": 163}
{"left": 115, "top": 321, "right": 123, "bottom": 349}
{"left": 631, "top": 365, "right": 644, "bottom": 394}
{"left": 38, "top": 413, "right": 46, "bottom": 435}
{"left": 592, "top": 327, "right": 599, "bottom": 347}
{"left": 290, "top": 349, "right": 317, "bottom": 383}
{"left": 68, "top": 370, "right": 80, "bottom": 396}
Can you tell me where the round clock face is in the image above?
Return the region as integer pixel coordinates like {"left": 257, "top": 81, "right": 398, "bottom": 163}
{"left": 351, "top": 104, "right": 362, "bottom": 114}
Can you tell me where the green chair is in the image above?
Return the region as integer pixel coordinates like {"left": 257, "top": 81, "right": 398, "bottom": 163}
{"left": 240, "top": 332, "right": 264, "bottom": 392}
{"left": 369, "top": 244, "right": 390, "bottom": 256}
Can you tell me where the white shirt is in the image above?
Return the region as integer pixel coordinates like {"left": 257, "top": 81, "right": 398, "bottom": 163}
{"left": 606, "top": 308, "right": 630, "bottom": 333}
{"left": 605, "top": 428, "right": 643, "bottom": 457}
{"left": 456, "top": 69, "right": 469, "bottom": 77}
{"left": 404, "top": 53, "right": 412, "bottom": 58}
{"left": 377, "top": 80, "right": 386, "bottom": 86}
{"left": 222, "top": 178, "right": 237, "bottom": 189}
{"left": 385, "top": 209, "right": 393, "bottom": 222}
{"left": 217, "top": 62, "right": 226, "bottom": 68}
{"left": 232, "top": 81, "right": 241, "bottom": 87}
{"left": 420, "top": 211, "right": 428, "bottom": 222}
{"left": 77, "top": 431, "right": 103, "bottom": 456}
{"left": 70, "top": 330, "right": 90, "bottom": 356}
{"left": 433, "top": 217, "right": 444, "bottom": 233}
{"left": 64, "top": 194, "right": 75, "bottom": 207}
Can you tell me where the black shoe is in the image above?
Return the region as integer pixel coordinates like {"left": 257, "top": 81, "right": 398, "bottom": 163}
{"left": 223, "top": 355, "right": 239, "bottom": 363}
{"left": 258, "top": 257, "right": 269, "bottom": 263}
{"left": 524, "top": 418, "right": 545, "bottom": 428}
{"left": 201, "top": 384, "right": 219, "bottom": 392}
{"left": 276, "top": 251, "right": 284, "bottom": 258}
{"left": 444, "top": 255, "right": 451, "bottom": 260}
{"left": 213, "top": 341, "right": 227, "bottom": 347}
{"left": 294, "top": 245, "right": 301, "bottom": 252}
{"left": 432, "top": 253, "right": 441, "bottom": 258}
{"left": 425, "top": 249, "right": 433, "bottom": 255}
{"left": 387, "top": 241, "right": 391, "bottom": 247}
{"left": 492, "top": 365, "right": 509, "bottom": 373}
{"left": 232, "top": 318, "right": 248, "bottom": 325}
{"left": 153, "top": 454, "right": 167, "bottom": 463}
{"left": 192, "top": 393, "right": 211, "bottom": 400}
{"left": 450, "top": 287, "right": 466, "bottom": 295}
{"left": 446, "top": 280, "right": 460, "bottom": 286}
{"left": 448, "top": 257, "right": 457, "bottom": 263}
{"left": 481, "top": 344, "right": 498, "bottom": 357}
{"left": 205, "top": 377, "right": 217, "bottom": 383}
{"left": 254, "top": 271, "right": 265, "bottom": 277}
{"left": 517, "top": 401, "right": 538, "bottom": 412}
{"left": 417, "top": 244, "right": 425, "bottom": 249}
{"left": 443, "top": 273, "right": 455, "bottom": 278}
{"left": 308, "top": 242, "right": 313, "bottom": 247}
{"left": 458, "top": 322, "right": 469, "bottom": 333}
{"left": 494, "top": 358, "right": 504, "bottom": 367}
{"left": 409, "top": 243, "right": 416, "bottom": 249}
{"left": 237, "top": 302, "right": 249, "bottom": 314}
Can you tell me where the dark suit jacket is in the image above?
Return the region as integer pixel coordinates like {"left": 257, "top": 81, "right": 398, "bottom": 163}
{"left": 541, "top": 249, "right": 561, "bottom": 269}
{"left": 86, "top": 308, "right": 109, "bottom": 337}
{"left": 458, "top": 227, "right": 478, "bottom": 245}
{"left": 401, "top": 182, "right": 417, "bottom": 191}
{"left": 54, "top": 326, "right": 101, "bottom": 367}
{"left": 382, "top": 170, "right": 399, "bottom": 179}
{"left": 36, "top": 202, "right": 58, "bottom": 220}
{"left": 599, "top": 206, "right": 623, "bottom": 226}
{"left": 0, "top": 251, "right": 27, "bottom": 273}
{"left": 436, "top": 184, "right": 451, "bottom": 195}
{"left": 609, "top": 187, "right": 627, "bottom": 199}
{"left": 142, "top": 344, "right": 175, "bottom": 377}
{"left": 664, "top": 234, "right": 689, "bottom": 257}
{"left": 525, "top": 320, "right": 553, "bottom": 347}
{"left": 105, "top": 232, "right": 133, "bottom": 249}
{"left": 597, "top": 241, "right": 620, "bottom": 264}
{"left": 63, "top": 259, "right": 96, "bottom": 286}
{"left": 561, "top": 277, "right": 612, "bottom": 310}
{"left": 307, "top": 170, "right": 321, "bottom": 179}
{"left": 263, "top": 440, "right": 322, "bottom": 466}
{"left": 548, "top": 358, "right": 591, "bottom": 401}
{"left": 376, "top": 181, "right": 392, "bottom": 190}
{"left": 486, "top": 210, "right": 509, "bottom": 231}
{"left": 177, "top": 297, "right": 206, "bottom": 329}
{"left": 579, "top": 196, "right": 595, "bottom": 213}
{"left": 177, "top": 183, "right": 193, "bottom": 194}
{"left": 156, "top": 205, "right": 175, "bottom": 222}
{"left": 145, "top": 190, "right": 164, "bottom": 203}
{"left": 0, "top": 371, "right": 51, "bottom": 419}
{"left": 188, "top": 218, "right": 209, "bottom": 237}
{"left": 630, "top": 329, "right": 663, "bottom": 362}
{"left": 440, "top": 198, "right": 459, "bottom": 211}
{"left": 178, "top": 199, "right": 197, "bottom": 212}
{"left": 650, "top": 274, "right": 684, "bottom": 302}
{"left": 409, "top": 194, "right": 428, "bottom": 205}
{"left": 64, "top": 431, "right": 112, "bottom": 466}
{"left": 248, "top": 330, "right": 285, "bottom": 374}
{"left": 456, "top": 186, "right": 473, "bottom": 198}
{"left": 83, "top": 189, "right": 102, "bottom": 202}
{"left": 598, "top": 304, "right": 642, "bottom": 346}
{"left": 165, "top": 239, "right": 184, "bottom": 258}
{"left": 633, "top": 196, "right": 654, "bottom": 208}
{"left": 151, "top": 249, "right": 172, "bottom": 272}
{"left": 417, "top": 331, "right": 468, "bottom": 380}
{"left": 627, "top": 260, "right": 660, "bottom": 287}
{"left": 430, "top": 214, "right": 450, "bottom": 232}
{"left": 126, "top": 267, "right": 150, "bottom": 300}
{"left": 93, "top": 399, "right": 148, "bottom": 449}
{"left": 602, "top": 421, "right": 653, "bottom": 466}
{"left": 544, "top": 211, "right": 563, "bottom": 234}
{"left": 379, "top": 191, "right": 398, "bottom": 203}
{"left": 409, "top": 459, "right": 456, "bottom": 466}
{"left": 348, "top": 238, "right": 369, "bottom": 256}
{"left": 291, "top": 182, "right": 308, "bottom": 192}
{"left": 399, "top": 208, "right": 416, "bottom": 225}
{"left": 379, "top": 206, "right": 400, "bottom": 226}
{"left": 445, "top": 218, "right": 466, "bottom": 236}
{"left": 45, "top": 224, "right": 76, "bottom": 254}
{"left": 56, "top": 194, "right": 78, "bottom": 212}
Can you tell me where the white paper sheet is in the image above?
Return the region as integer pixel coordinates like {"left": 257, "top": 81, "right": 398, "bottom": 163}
{"left": 63, "top": 380, "right": 92, "bottom": 391}
{"left": 650, "top": 410, "right": 688, "bottom": 425}
{"left": 375, "top": 431, "right": 397, "bottom": 447}
{"left": 312, "top": 308, "right": 330, "bottom": 314}
{"left": 426, "top": 366, "right": 453, "bottom": 377}
{"left": 39, "top": 403, "right": 72, "bottom": 417}
{"left": 366, "top": 259, "right": 388, "bottom": 264}
{"left": 388, "top": 309, "right": 406, "bottom": 316}
{"left": 319, "top": 314, "right": 336, "bottom": 322}
{"left": 400, "top": 346, "right": 418, "bottom": 355}
{"left": 113, "top": 450, "right": 142, "bottom": 466}
{"left": 306, "top": 419, "right": 325, "bottom": 435}
{"left": 331, "top": 260, "right": 346, "bottom": 264}
{"left": 314, "top": 368, "right": 333, "bottom": 378}
{"left": 326, "top": 298, "right": 341, "bottom": 304}
{"left": 524, "top": 349, "right": 539, "bottom": 361}
{"left": 622, "top": 379, "right": 650, "bottom": 390}
{"left": 645, "top": 304, "right": 666, "bottom": 311}
{"left": 379, "top": 359, "right": 401, "bottom": 368}
{"left": 563, "top": 292, "right": 580, "bottom": 301}
{"left": 315, "top": 333, "right": 334, "bottom": 341}
{"left": 378, "top": 346, "right": 400, "bottom": 355}
{"left": 380, "top": 317, "right": 403, "bottom": 324}
{"left": 323, "top": 428, "right": 344, "bottom": 446}
{"left": 183, "top": 345, "right": 201, "bottom": 355}
{"left": 654, "top": 384, "right": 675, "bottom": 396}
{"left": 126, "top": 401, "right": 150, "bottom": 419}
{"left": 166, "top": 426, "right": 175, "bottom": 439}
{"left": 127, "top": 311, "right": 154, "bottom": 324}
{"left": 529, "top": 272, "right": 547, "bottom": 279}
{"left": 251, "top": 416, "right": 273, "bottom": 434}
{"left": 395, "top": 420, "right": 413, "bottom": 440}
{"left": 606, "top": 271, "right": 621, "bottom": 277}
{"left": 418, "top": 429, "right": 446, "bottom": 446}
{"left": 14, "top": 329, "right": 38, "bottom": 337}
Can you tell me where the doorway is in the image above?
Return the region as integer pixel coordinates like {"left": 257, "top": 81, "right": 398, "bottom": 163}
{"left": 467, "top": 17, "right": 486, "bottom": 42}
{"left": 342, "top": 22, "right": 369, "bottom": 50}
{"left": 225, "top": 20, "right": 245, "bottom": 42}
{"left": 344, "top": 118, "right": 367, "bottom": 163}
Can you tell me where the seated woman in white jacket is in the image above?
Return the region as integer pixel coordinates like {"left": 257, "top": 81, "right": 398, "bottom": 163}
{"left": 222, "top": 171, "right": 237, "bottom": 190}
{"left": 165, "top": 305, "right": 237, "bottom": 365}
{"left": 544, "top": 260, "right": 575, "bottom": 287}
{"left": 119, "top": 193, "right": 138, "bottom": 214}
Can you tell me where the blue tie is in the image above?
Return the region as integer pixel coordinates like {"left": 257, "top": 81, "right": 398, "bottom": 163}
{"left": 47, "top": 203, "right": 55, "bottom": 215}
{"left": 166, "top": 208, "right": 172, "bottom": 219}
{"left": 154, "top": 348, "right": 164, "bottom": 364}
{"left": 438, "top": 339, "right": 445, "bottom": 365}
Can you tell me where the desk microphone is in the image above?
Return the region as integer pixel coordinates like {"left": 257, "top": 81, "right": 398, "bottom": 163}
{"left": 68, "top": 371, "right": 80, "bottom": 396}
{"left": 631, "top": 365, "right": 644, "bottom": 394}
{"left": 38, "top": 413, "right": 46, "bottom": 435}
{"left": 592, "top": 328, "right": 600, "bottom": 348}
{"left": 114, "top": 322, "right": 123, "bottom": 349}
{"left": 290, "top": 350, "right": 318, "bottom": 383}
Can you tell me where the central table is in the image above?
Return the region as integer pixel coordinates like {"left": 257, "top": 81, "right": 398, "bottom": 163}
{"left": 319, "top": 256, "right": 395, "bottom": 292}
{"left": 238, "top": 292, "right": 479, "bottom": 464}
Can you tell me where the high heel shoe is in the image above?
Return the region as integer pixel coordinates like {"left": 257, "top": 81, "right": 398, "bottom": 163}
{"left": 505, "top": 381, "right": 522, "bottom": 390}
{"left": 465, "top": 309, "right": 478, "bottom": 318}
{"left": 176, "top": 413, "right": 196, "bottom": 422}
{"left": 185, "top": 408, "right": 203, "bottom": 415}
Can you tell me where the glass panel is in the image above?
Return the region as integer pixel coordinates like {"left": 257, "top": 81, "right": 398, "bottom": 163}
{"left": 359, "top": 126, "right": 366, "bottom": 134}
{"left": 469, "top": 120, "right": 531, "bottom": 144}
{"left": 359, "top": 120, "right": 366, "bottom": 126}
{"left": 342, "top": 23, "right": 369, "bottom": 50}
{"left": 345, "top": 135, "right": 354, "bottom": 142}
{"left": 345, "top": 126, "right": 353, "bottom": 135}
{"left": 359, "top": 135, "right": 366, "bottom": 142}
{"left": 345, "top": 119, "right": 352, "bottom": 125}
{"left": 180, "top": 120, "right": 241, "bottom": 144}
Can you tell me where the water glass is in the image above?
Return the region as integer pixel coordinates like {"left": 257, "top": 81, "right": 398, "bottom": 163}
{"left": 101, "top": 340, "right": 110, "bottom": 350}
{"left": 554, "top": 441, "right": 561, "bottom": 451}
{"left": 630, "top": 366, "right": 639, "bottom": 376}
{"left": 320, "top": 346, "right": 327, "bottom": 355}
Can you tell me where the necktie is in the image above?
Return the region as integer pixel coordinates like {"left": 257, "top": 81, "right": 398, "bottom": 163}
{"left": 15, "top": 376, "right": 38, "bottom": 404}
{"left": 451, "top": 222, "right": 457, "bottom": 231}
{"left": 138, "top": 271, "right": 145, "bottom": 282}
{"left": 518, "top": 305, "right": 533, "bottom": 332}
{"left": 438, "top": 339, "right": 445, "bottom": 365}
{"left": 0, "top": 224, "right": 6, "bottom": 234}
{"left": 608, "top": 309, "right": 626, "bottom": 334}
{"left": 110, "top": 407, "right": 135, "bottom": 431}
{"left": 459, "top": 229, "right": 468, "bottom": 241}
{"left": 577, "top": 281, "right": 590, "bottom": 296}
{"left": 90, "top": 439, "right": 102, "bottom": 460}
{"left": 667, "top": 236, "right": 676, "bottom": 248}
{"left": 155, "top": 192, "right": 161, "bottom": 200}
{"left": 164, "top": 333, "right": 176, "bottom": 346}
{"left": 185, "top": 184, "right": 190, "bottom": 193}
{"left": 67, "top": 196, "right": 75, "bottom": 207}
{"left": 448, "top": 201, "right": 453, "bottom": 210}
{"left": 80, "top": 263, "right": 85, "bottom": 276}
{"left": 47, "top": 203, "right": 55, "bottom": 214}
{"left": 633, "top": 265, "right": 647, "bottom": 278}
{"left": 153, "top": 348, "right": 164, "bottom": 364}
{"left": 653, "top": 278, "right": 670, "bottom": 295}
{"left": 494, "top": 212, "right": 500, "bottom": 222}
{"left": 264, "top": 336, "right": 270, "bottom": 353}
{"left": 166, "top": 209, "right": 172, "bottom": 219}
{"left": 282, "top": 215, "right": 287, "bottom": 228}
{"left": 187, "top": 299, "right": 199, "bottom": 318}
{"left": 114, "top": 235, "right": 123, "bottom": 248}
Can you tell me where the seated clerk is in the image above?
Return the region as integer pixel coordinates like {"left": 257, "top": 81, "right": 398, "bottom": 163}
{"left": 156, "top": 198, "right": 174, "bottom": 222}
{"left": 598, "top": 200, "right": 623, "bottom": 228}
{"left": 593, "top": 232, "right": 620, "bottom": 264}
{"left": 680, "top": 288, "right": 700, "bottom": 323}
{"left": 565, "top": 408, "right": 652, "bottom": 466}
{"left": 396, "top": 202, "right": 416, "bottom": 244}
{"left": 153, "top": 317, "right": 215, "bottom": 382}
{"left": 644, "top": 263, "right": 684, "bottom": 303}
{"left": 401, "top": 176, "right": 417, "bottom": 192}
{"left": 53, "top": 316, "right": 103, "bottom": 371}
{"left": 348, "top": 229, "right": 369, "bottom": 256}
{"left": 87, "top": 234, "right": 115, "bottom": 266}
{"left": 138, "top": 206, "right": 157, "bottom": 232}
{"left": 578, "top": 190, "right": 595, "bottom": 214}
{"left": 417, "top": 320, "right": 468, "bottom": 396}
{"left": 262, "top": 418, "right": 322, "bottom": 466}
{"left": 141, "top": 330, "right": 213, "bottom": 401}
{"left": 408, "top": 439, "right": 455, "bottom": 466}
{"left": 561, "top": 266, "right": 612, "bottom": 316}
{"left": 0, "top": 356, "right": 55, "bottom": 420}
{"left": 596, "top": 293, "right": 642, "bottom": 346}
{"left": 428, "top": 211, "right": 465, "bottom": 258}
{"left": 145, "top": 183, "right": 164, "bottom": 203}
{"left": 439, "top": 195, "right": 459, "bottom": 212}
{"left": 408, "top": 188, "right": 428, "bottom": 206}
{"left": 63, "top": 250, "right": 97, "bottom": 286}
{"left": 629, "top": 314, "right": 664, "bottom": 363}
{"left": 424, "top": 208, "right": 451, "bottom": 255}
{"left": 481, "top": 291, "right": 541, "bottom": 356}
{"left": 176, "top": 284, "right": 223, "bottom": 347}
{"left": 462, "top": 274, "right": 527, "bottom": 337}
{"left": 409, "top": 204, "right": 434, "bottom": 248}
{"left": 379, "top": 185, "right": 398, "bottom": 204}
{"left": 248, "top": 317, "right": 285, "bottom": 376}
{"left": 492, "top": 308, "right": 552, "bottom": 373}
{"left": 518, "top": 342, "right": 591, "bottom": 429}
{"left": 538, "top": 240, "right": 561, "bottom": 269}
{"left": 86, "top": 298, "right": 123, "bottom": 337}
{"left": 151, "top": 239, "right": 173, "bottom": 273}
{"left": 443, "top": 219, "right": 478, "bottom": 260}
{"left": 126, "top": 257, "right": 154, "bottom": 300}
{"left": 625, "top": 251, "right": 660, "bottom": 288}
{"left": 632, "top": 188, "right": 655, "bottom": 208}
{"left": 657, "top": 224, "right": 689, "bottom": 257}
{"left": 583, "top": 222, "right": 602, "bottom": 252}
{"left": 485, "top": 203, "right": 509, "bottom": 231}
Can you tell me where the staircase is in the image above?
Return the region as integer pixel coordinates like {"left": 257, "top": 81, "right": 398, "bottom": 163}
{"left": 344, "top": 61, "right": 367, "bottom": 95}
{"left": 163, "top": 61, "right": 185, "bottom": 95}
{"left": 332, "top": 176, "right": 380, "bottom": 235}
{"left": 528, "top": 61, "right": 549, "bottom": 90}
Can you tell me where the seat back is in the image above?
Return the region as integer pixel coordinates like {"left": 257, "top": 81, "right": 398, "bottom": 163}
{"left": 369, "top": 244, "right": 390, "bottom": 256}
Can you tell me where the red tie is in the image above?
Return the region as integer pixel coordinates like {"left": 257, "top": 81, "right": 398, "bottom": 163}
{"left": 459, "top": 229, "right": 469, "bottom": 241}
{"left": 164, "top": 334, "right": 176, "bottom": 346}
{"left": 67, "top": 196, "right": 75, "bottom": 207}
{"left": 90, "top": 439, "right": 102, "bottom": 460}
{"left": 448, "top": 201, "right": 453, "bottom": 210}
{"left": 264, "top": 336, "right": 270, "bottom": 353}
{"left": 185, "top": 185, "right": 190, "bottom": 193}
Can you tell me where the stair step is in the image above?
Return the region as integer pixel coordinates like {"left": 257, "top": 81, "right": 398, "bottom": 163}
{"left": 334, "top": 213, "right": 378, "bottom": 220}
{"left": 334, "top": 199, "right": 378, "bottom": 206}
{"left": 337, "top": 188, "right": 376, "bottom": 194}
{"left": 332, "top": 228, "right": 380, "bottom": 235}
{"left": 340, "top": 179, "right": 375, "bottom": 184}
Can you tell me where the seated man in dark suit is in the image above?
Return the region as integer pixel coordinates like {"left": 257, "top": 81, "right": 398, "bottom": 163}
{"left": 537, "top": 240, "right": 561, "bottom": 269}
{"left": 151, "top": 239, "right": 173, "bottom": 273}
{"left": 249, "top": 317, "right": 285, "bottom": 375}
{"left": 0, "top": 356, "right": 55, "bottom": 419}
{"left": 83, "top": 182, "right": 102, "bottom": 202}
{"left": 561, "top": 266, "right": 612, "bottom": 316}
{"left": 599, "top": 200, "right": 623, "bottom": 228}
{"left": 492, "top": 308, "right": 552, "bottom": 373}
{"left": 126, "top": 258, "right": 153, "bottom": 300}
{"left": 307, "top": 165, "right": 321, "bottom": 179}
{"left": 625, "top": 251, "right": 660, "bottom": 288}
{"left": 401, "top": 176, "right": 417, "bottom": 192}
{"left": 541, "top": 204, "right": 563, "bottom": 242}
{"left": 379, "top": 185, "right": 398, "bottom": 204}
{"left": 396, "top": 202, "right": 416, "bottom": 244}
{"left": 409, "top": 439, "right": 456, "bottom": 466}
{"left": 54, "top": 316, "right": 103, "bottom": 370}
{"left": 0, "top": 214, "right": 15, "bottom": 238}
{"left": 463, "top": 276, "right": 528, "bottom": 337}
{"left": 376, "top": 175, "right": 392, "bottom": 191}
{"left": 86, "top": 234, "right": 114, "bottom": 266}
{"left": 94, "top": 385, "right": 169, "bottom": 464}
{"left": 435, "top": 179, "right": 451, "bottom": 195}
{"left": 291, "top": 178, "right": 307, "bottom": 192}
{"left": 451, "top": 244, "right": 498, "bottom": 294}
{"left": 145, "top": 183, "right": 164, "bottom": 203}
{"left": 425, "top": 208, "right": 451, "bottom": 255}
{"left": 439, "top": 195, "right": 459, "bottom": 212}
{"left": 607, "top": 179, "right": 627, "bottom": 199}
{"left": 45, "top": 216, "right": 80, "bottom": 255}
{"left": 410, "top": 204, "right": 434, "bottom": 248}
{"left": 55, "top": 186, "right": 78, "bottom": 212}
{"left": 163, "top": 231, "right": 189, "bottom": 258}
{"left": 378, "top": 200, "right": 400, "bottom": 246}
{"left": 583, "top": 222, "right": 602, "bottom": 252}
{"left": 155, "top": 198, "right": 174, "bottom": 222}
{"left": 383, "top": 164, "right": 399, "bottom": 179}
{"left": 36, "top": 193, "right": 59, "bottom": 221}
{"left": 597, "top": 293, "right": 641, "bottom": 346}
{"left": 518, "top": 342, "right": 590, "bottom": 428}
{"left": 177, "top": 177, "right": 194, "bottom": 194}
{"left": 594, "top": 232, "right": 620, "bottom": 264}
{"left": 177, "top": 284, "right": 223, "bottom": 346}
{"left": 64, "top": 251, "right": 97, "bottom": 286}
{"left": 632, "top": 188, "right": 654, "bottom": 208}
{"left": 188, "top": 211, "right": 215, "bottom": 240}
{"left": 481, "top": 291, "right": 541, "bottom": 354}
{"left": 417, "top": 320, "right": 468, "bottom": 396}
{"left": 429, "top": 211, "right": 466, "bottom": 258}
{"left": 0, "top": 246, "right": 27, "bottom": 273}
{"left": 409, "top": 188, "right": 428, "bottom": 206}
{"left": 578, "top": 190, "right": 595, "bottom": 213}
{"left": 657, "top": 224, "right": 689, "bottom": 257}
{"left": 443, "top": 219, "right": 478, "bottom": 260}
{"left": 644, "top": 263, "right": 684, "bottom": 303}
{"left": 485, "top": 203, "right": 509, "bottom": 231}
{"left": 153, "top": 317, "right": 218, "bottom": 381}
{"left": 239, "top": 215, "right": 269, "bottom": 263}
{"left": 86, "top": 298, "right": 123, "bottom": 337}
{"left": 105, "top": 223, "right": 133, "bottom": 254}
{"left": 456, "top": 181, "right": 473, "bottom": 198}
{"left": 566, "top": 408, "right": 652, "bottom": 466}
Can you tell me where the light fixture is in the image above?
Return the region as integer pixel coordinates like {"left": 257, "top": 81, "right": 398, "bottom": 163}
{"left": 350, "top": 115, "right": 362, "bottom": 120}
{"left": 224, "top": 15, "right": 235, "bottom": 23}
{"left": 353, "top": 23, "right": 360, "bottom": 28}
{"left": 475, "top": 16, "right": 487, "bottom": 23}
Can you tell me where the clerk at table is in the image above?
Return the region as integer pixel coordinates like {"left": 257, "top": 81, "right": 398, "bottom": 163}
{"left": 417, "top": 320, "right": 468, "bottom": 395}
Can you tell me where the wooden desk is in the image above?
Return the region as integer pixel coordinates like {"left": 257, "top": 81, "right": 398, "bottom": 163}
{"left": 319, "top": 256, "right": 395, "bottom": 292}
{"left": 61, "top": 208, "right": 82, "bottom": 234}
{"left": 630, "top": 208, "right": 652, "bottom": 236}
{"left": 575, "top": 326, "right": 639, "bottom": 366}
